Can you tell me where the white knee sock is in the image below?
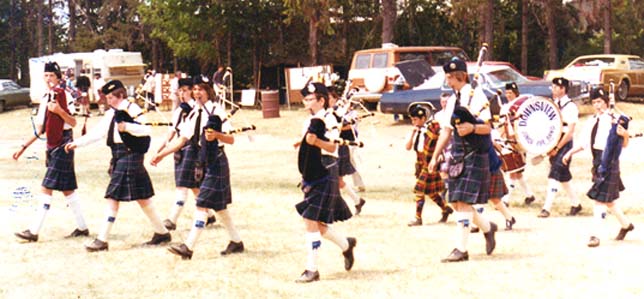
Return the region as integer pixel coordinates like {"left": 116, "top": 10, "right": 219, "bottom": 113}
{"left": 321, "top": 226, "right": 349, "bottom": 251}
{"left": 30, "top": 194, "right": 52, "bottom": 235}
{"left": 216, "top": 209, "right": 241, "bottom": 242}
{"left": 560, "top": 181, "right": 580, "bottom": 206}
{"left": 609, "top": 204, "right": 631, "bottom": 228}
{"left": 592, "top": 204, "right": 607, "bottom": 238}
{"left": 543, "top": 179, "right": 559, "bottom": 211}
{"left": 141, "top": 203, "right": 168, "bottom": 234}
{"left": 472, "top": 207, "right": 491, "bottom": 232}
{"left": 454, "top": 211, "right": 472, "bottom": 252}
{"left": 65, "top": 193, "right": 87, "bottom": 230}
{"left": 305, "top": 232, "right": 322, "bottom": 272}
{"left": 517, "top": 176, "right": 533, "bottom": 196}
{"left": 341, "top": 184, "right": 361, "bottom": 206}
{"left": 494, "top": 200, "right": 513, "bottom": 220}
{"left": 168, "top": 188, "right": 189, "bottom": 223}
{"left": 185, "top": 210, "right": 207, "bottom": 250}
{"left": 98, "top": 208, "right": 117, "bottom": 242}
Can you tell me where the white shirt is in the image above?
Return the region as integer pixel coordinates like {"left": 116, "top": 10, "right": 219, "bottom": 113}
{"left": 580, "top": 111, "right": 612, "bottom": 151}
{"left": 556, "top": 95, "right": 579, "bottom": 133}
{"left": 411, "top": 125, "right": 427, "bottom": 152}
{"left": 74, "top": 100, "right": 151, "bottom": 147}
{"left": 178, "top": 101, "right": 233, "bottom": 142}
{"left": 301, "top": 108, "right": 339, "bottom": 157}
{"left": 36, "top": 90, "right": 75, "bottom": 130}
{"left": 169, "top": 99, "right": 196, "bottom": 133}
{"left": 439, "top": 83, "right": 491, "bottom": 129}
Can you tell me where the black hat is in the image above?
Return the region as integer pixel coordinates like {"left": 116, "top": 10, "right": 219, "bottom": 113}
{"left": 442, "top": 59, "right": 467, "bottom": 74}
{"left": 44, "top": 62, "right": 62, "bottom": 78}
{"left": 589, "top": 87, "right": 609, "bottom": 103}
{"left": 552, "top": 77, "right": 569, "bottom": 87}
{"left": 75, "top": 76, "right": 91, "bottom": 90}
{"left": 193, "top": 75, "right": 210, "bottom": 85}
{"left": 204, "top": 115, "right": 222, "bottom": 132}
{"left": 409, "top": 104, "right": 429, "bottom": 118}
{"left": 101, "top": 80, "right": 125, "bottom": 95}
{"left": 178, "top": 78, "right": 193, "bottom": 88}
{"left": 505, "top": 82, "right": 518, "bottom": 92}
{"left": 300, "top": 82, "right": 328, "bottom": 97}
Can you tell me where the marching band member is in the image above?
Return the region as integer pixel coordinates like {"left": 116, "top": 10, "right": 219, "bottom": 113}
{"left": 65, "top": 80, "right": 171, "bottom": 252}
{"left": 155, "top": 77, "right": 216, "bottom": 231}
{"left": 562, "top": 87, "right": 634, "bottom": 247}
{"left": 153, "top": 75, "right": 244, "bottom": 259}
{"left": 328, "top": 88, "right": 366, "bottom": 215}
{"left": 488, "top": 129, "right": 516, "bottom": 230}
{"left": 499, "top": 82, "right": 535, "bottom": 205}
{"left": 405, "top": 104, "right": 452, "bottom": 226}
{"left": 428, "top": 59, "right": 497, "bottom": 263}
{"left": 13, "top": 61, "right": 88, "bottom": 242}
{"left": 294, "top": 82, "right": 356, "bottom": 283}
{"left": 538, "top": 77, "right": 581, "bottom": 218}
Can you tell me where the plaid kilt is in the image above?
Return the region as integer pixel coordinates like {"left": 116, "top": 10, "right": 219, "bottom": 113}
{"left": 337, "top": 145, "right": 356, "bottom": 176}
{"left": 42, "top": 130, "right": 77, "bottom": 191}
{"left": 105, "top": 144, "right": 154, "bottom": 201}
{"left": 196, "top": 149, "right": 232, "bottom": 211}
{"left": 296, "top": 156, "right": 352, "bottom": 223}
{"left": 174, "top": 143, "right": 200, "bottom": 188}
{"left": 414, "top": 166, "right": 444, "bottom": 196}
{"left": 587, "top": 160, "right": 625, "bottom": 203}
{"left": 548, "top": 140, "right": 573, "bottom": 182}
{"left": 488, "top": 169, "right": 508, "bottom": 199}
{"left": 448, "top": 151, "right": 490, "bottom": 205}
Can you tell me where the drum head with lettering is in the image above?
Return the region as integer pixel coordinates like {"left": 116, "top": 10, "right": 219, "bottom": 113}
{"left": 513, "top": 96, "right": 562, "bottom": 155}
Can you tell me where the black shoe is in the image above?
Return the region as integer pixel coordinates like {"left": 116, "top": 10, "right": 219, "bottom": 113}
{"left": 538, "top": 209, "right": 550, "bottom": 218}
{"left": 85, "top": 239, "right": 109, "bottom": 252}
{"left": 15, "top": 230, "right": 38, "bottom": 242}
{"left": 168, "top": 243, "right": 193, "bottom": 260}
{"left": 505, "top": 217, "right": 516, "bottom": 231}
{"left": 343, "top": 237, "right": 357, "bottom": 271}
{"left": 295, "top": 270, "right": 320, "bottom": 283}
{"left": 615, "top": 223, "right": 635, "bottom": 241}
{"left": 206, "top": 215, "right": 217, "bottom": 226}
{"left": 66, "top": 228, "right": 89, "bottom": 238}
{"left": 484, "top": 222, "right": 497, "bottom": 255}
{"left": 407, "top": 218, "right": 422, "bottom": 226}
{"left": 524, "top": 195, "right": 536, "bottom": 205}
{"left": 355, "top": 198, "right": 366, "bottom": 215}
{"left": 441, "top": 248, "right": 469, "bottom": 263}
{"left": 439, "top": 206, "right": 453, "bottom": 223}
{"left": 163, "top": 219, "right": 176, "bottom": 231}
{"left": 567, "top": 204, "right": 582, "bottom": 216}
{"left": 220, "top": 241, "right": 244, "bottom": 255}
{"left": 145, "top": 232, "right": 172, "bottom": 245}
{"left": 587, "top": 236, "right": 600, "bottom": 247}
{"left": 470, "top": 227, "right": 480, "bottom": 233}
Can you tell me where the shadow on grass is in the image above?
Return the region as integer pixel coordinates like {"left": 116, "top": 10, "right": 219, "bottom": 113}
{"left": 323, "top": 268, "right": 403, "bottom": 281}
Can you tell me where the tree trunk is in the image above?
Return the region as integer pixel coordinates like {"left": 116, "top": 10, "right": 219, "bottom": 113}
{"left": 36, "top": 0, "right": 43, "bottom": 56}
{"left": 544, "top": 0, "right": 558, "bottom": 69}
{"left": 152, "top": 39, "right": 159, "bottom": 71}
{"left": 484, "top": 0, "right": 494, "bottom": 59}
{"left": 226, "top": 31, "right": 232, "bottom": 67}
{"left": 69, "top": 0, "right": 76, "bottom": 46}
{"left": 308, "top": 16, "right": 318, "bottom": 65}
{"left": 381, "top": 0, "right": 396, "bottom": 44}
{"left": 9, "top": 0, "right": 17, "bottom": 79}
{"left": 602, "top": 0, "right": 612, "bottom": 54}
{"left": 521, "top": 0, "right": 529, "bottom": 74}
{"left": 48, "top": 0, "right": 53, "bottom": 54}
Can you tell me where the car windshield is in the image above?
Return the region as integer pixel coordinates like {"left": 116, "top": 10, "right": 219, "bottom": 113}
{"left": 570, "top": 57, "right": 615, "bottom": 67}
{"left": 483, "top": 68, "right": 528, "bottom": 87}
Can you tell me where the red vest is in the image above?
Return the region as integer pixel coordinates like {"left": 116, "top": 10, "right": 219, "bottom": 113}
{"left": 44, "top": 87, "right": 71, "bottom": 149}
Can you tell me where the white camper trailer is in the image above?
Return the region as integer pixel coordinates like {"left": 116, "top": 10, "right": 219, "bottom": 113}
{"left": 29, "top": 49, "right": 145, "bottom": 105}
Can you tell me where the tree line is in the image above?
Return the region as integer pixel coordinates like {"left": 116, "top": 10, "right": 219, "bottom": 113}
{"left": 1, "top": 0, "right": 643, "bottom": 89}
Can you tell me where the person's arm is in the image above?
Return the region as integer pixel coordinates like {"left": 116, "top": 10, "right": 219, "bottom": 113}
{"left": 617, "top": 124, "right": 629, "bottom": 148}
{"left": 151, "top": 136, "right": 189, "bottom": 166}
{"left": 306, "top": 133, "right": 337, "bottom": 153}
{"left": 48, "top": 101, "right": 77, "bottom": 127}
{"left": 405, "top": 128, "right": 418, "bottom": 151}
{"left": 429, "top": 126, "right": 452, "bottom": 171}
{"left": 12, "top": 135, "right": 39, "bottom": 160}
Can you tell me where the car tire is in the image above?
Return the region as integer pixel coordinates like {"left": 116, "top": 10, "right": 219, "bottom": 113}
{"left": 364, "top": 73, "right": 386, "bottom": 93}
{"left": 617, "top": 80, "right": 629, "bottom": 101}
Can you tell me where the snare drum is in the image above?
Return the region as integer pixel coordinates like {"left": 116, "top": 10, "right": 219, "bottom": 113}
{"left": 512, "top": 96, "right": 563, "bottom": 155}
{"left": 500, "top": 151, "right": 526, "bottom": 173}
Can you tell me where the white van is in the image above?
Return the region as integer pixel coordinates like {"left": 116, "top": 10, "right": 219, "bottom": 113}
{"left": 29, "top": 49, "right": 145, "bottom": 105}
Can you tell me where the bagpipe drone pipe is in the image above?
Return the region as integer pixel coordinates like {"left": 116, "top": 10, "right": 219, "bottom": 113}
{"left": 113, "top": 109, "right": 151, "bottom": 153}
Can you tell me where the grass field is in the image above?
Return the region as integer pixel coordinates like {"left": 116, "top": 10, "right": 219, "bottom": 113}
{"left": 1, "top": 102, "right": 643, "bottom": 299}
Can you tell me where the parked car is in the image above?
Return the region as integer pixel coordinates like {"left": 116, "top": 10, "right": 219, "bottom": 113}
{"left": 0, "top": 79, "right": 31, "bottom": 112}
{"left": 483, "top": 61, "right": 541, "bottom": 81}
{"left": 380, "top": 63, "right": 585, "bottom": 117}
{"left": 544, "top": 54, "right": 644, "bottom": 101}
{"left": 347, "top": 44, "right": 469, "bottom": 108}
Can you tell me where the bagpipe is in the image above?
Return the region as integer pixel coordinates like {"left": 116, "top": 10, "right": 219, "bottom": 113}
{"left": 596, "top": 80, "right": 632, "bottom": 180}
{"left": 298, "top": 118, "right": 329, "bottom": 181}
{"left": 113, "top": 109, "right": 151, "bottom": 153}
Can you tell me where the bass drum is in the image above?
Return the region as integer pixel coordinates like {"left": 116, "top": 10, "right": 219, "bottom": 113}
{"left": 512, "top": 96, "right": 562, "bottom": 155}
